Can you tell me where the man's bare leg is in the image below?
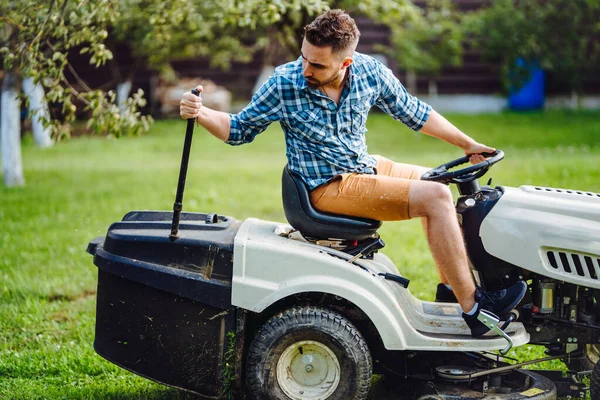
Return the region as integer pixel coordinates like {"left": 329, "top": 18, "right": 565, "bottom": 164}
{"left": 421, "top": 218, "right": 450, "bottom": 285}
{"left": 414, "top": 166, "right": 450, "bottom": 286}
{"left": 409, "top": 180, "right": 475, "bottom": 313}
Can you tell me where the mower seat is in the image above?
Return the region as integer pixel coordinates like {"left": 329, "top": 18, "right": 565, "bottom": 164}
{"left": 281, "top": 165, "right": 381, "bottom": 240}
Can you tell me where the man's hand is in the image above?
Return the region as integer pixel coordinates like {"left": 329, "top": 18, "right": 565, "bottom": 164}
{"left": 180, "top": 85, "right": 203, "bottom": 120}
{"left": 464, "top": 142, "right": 496, "bottom": 164}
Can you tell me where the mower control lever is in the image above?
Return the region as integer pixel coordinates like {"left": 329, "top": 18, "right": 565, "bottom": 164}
{"left": 169, "top": 88, "right": 201, "bottom": 241}
{"left": 477, "top": 309, "right": 514, "bottom": 355}
{"left": 378, "top": 272, "right": 410, "bottom": 288}
{"left": 345, "top": 237, "right": 385, "bottom": 259}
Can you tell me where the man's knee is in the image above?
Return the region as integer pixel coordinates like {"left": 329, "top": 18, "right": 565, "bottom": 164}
{"left": 409, "top": 181, "right": 454, "bottom": 218}
{"left": 431, "top": 182, "right": 453, "bottom": 202}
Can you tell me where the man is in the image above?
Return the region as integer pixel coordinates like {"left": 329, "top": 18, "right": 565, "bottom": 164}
{"left": 179, "top": 9, "right": 526, "bottom": 337}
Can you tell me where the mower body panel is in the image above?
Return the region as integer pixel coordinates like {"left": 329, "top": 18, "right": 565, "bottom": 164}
{"left": 231, "top": 218, "right": 530, "bottom": 352}
{"left": 481, "top": 185, "right": 600, "bottom": 288}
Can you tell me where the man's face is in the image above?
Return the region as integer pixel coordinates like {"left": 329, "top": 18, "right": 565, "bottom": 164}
{"left": 300, "top": 39, "right": 349, "bottom": 89}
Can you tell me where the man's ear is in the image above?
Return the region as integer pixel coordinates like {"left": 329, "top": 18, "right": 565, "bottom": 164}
{"left": 342, "top": 57, "right": 354, "bottom": 68}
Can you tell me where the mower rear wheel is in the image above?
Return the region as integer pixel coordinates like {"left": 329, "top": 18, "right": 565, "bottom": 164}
{"left": 246, "top": 306, "right": 372, "bottom": 400}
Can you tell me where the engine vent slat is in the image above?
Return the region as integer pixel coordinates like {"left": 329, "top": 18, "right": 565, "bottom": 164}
{"left": 548, "top": 252, "right": 558, "bottom": 269}
{"left": 585, "top": 256, "right": 598, "bottom": 280}
{"left": 534, "top": 186, "right": 600, "bottom": 197}
{"left": 546, "top": 250, "right": 600, "bottom": 280}
{"left": 558, "top": 252, "right": 572, "bottom": 273}
{"left": 572, "top": 254, "right": 585, "bottom": 277}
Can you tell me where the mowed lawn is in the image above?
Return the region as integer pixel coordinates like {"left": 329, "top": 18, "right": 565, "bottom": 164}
{"left": 1, "top": 110, "right": 600, "bottom": 399}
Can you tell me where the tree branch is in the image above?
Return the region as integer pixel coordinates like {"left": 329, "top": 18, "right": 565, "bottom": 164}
{"left": 60, "top": 0, "right": 68, "bottom": 18}
{"left": 67, "top": 62, "right": 94, "bottom": 93}
{"left": 29, "top": 0, "right": 56, "bottom": 50}
{"left": 45, "top": 40, "right": 94, "bottom": 93}
{"left": 60, "top": 76, "right": 91, "bottom": 106}
{"left": 0, "top": 16, "right": 24, "bottom": 30}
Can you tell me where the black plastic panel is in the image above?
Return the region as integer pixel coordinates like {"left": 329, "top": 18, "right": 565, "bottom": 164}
{"left": 102, "top": 211, "right": 240, "bottom": 280}
{"left": 457, "top": 187, "right": 523, "bottom": 291}
{"left": 94, "top": 269, "right": 236, "bottom": 397}
{"left": 90, "top": 211, "right": 239, "bottom": 309}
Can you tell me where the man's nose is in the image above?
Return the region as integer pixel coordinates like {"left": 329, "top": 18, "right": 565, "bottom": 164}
{"left": 302, "top": 64, "right": 312, "bottom": 77}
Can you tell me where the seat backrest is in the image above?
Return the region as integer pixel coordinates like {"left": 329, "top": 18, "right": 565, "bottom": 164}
{"left": 281, "top": 165, "right": 381, "bottom": 240}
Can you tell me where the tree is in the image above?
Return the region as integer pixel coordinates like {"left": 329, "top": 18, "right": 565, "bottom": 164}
{"left": 0, "top": 0, "right": 151, "bottom": 186}
{"left": 0, "top": 0, "right": 152, "bottom": 139}
{"left": 107, "top": 0, "right": 275, "bottom": 109}
{"left": 1, "top": 71, "right": 23, "bottom": 186}
{"left": 464, "top": 0, "right": 600, "bottom": 105}
{"left": 375, "top": 0, "right": 463, "bottom": 96}
{"left": 536, "top": 0, "right": 600, "bottom": 105}
{"left": 462, "top": 0, "right": 546, "bottom": 94}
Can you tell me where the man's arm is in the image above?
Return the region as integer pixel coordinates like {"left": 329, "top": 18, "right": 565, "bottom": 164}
{"left": 420, "top": 110, "right": 495, "bottom": 163}
{"left": 196, "top": 106, "right": 231, "bottom": 142}
{"left": 180, "top": 85, "right": 231, "bottom": 141}
{"left": 180, "top": 80, "right": 282, "bottom": 145}
{"left": 373, "top": 61, "right": 494, "bottom": 163}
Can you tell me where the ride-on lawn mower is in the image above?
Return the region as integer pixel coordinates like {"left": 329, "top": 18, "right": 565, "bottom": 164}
{"left": 87, "top": 91, "right": 600, "bottom": 399}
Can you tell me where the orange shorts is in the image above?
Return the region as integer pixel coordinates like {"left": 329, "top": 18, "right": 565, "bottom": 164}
{"left": 309, "top": 156, "right": 422, "bottom": 221}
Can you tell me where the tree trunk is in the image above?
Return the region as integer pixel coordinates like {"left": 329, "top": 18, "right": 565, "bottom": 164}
{"left": 428, "top": 79, "right": 438, "bottom": 97}
{"left": 253, "top": 65, "right": 276, "bottom": 95}
{"left": 406, "top": 71, "right": 417, "bottom": 95}
{"left": 571, "top": 90, "right": 580, "bottom": 109}
{"left": 1, "top": 71, "right": 25, "bottom": 187}
{"left": 22, "top": 77, "right": 53, "bottom": 148}
{"left": 117, "top": 79, "right": 132, "bottom": 115}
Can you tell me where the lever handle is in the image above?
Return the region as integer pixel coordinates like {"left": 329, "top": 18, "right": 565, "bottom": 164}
{"left": 169, "top": 88, "right": 202, "bottom": 241}
{"left": 477, "top": 310, "right": 514, "bottom": 355}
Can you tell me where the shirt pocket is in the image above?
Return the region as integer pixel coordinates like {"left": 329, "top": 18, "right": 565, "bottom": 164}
{"left": 351, "top": 103, "right": 370, "bottom": 133}
{"left": 290, "top": 108, "right": 327, "bottom": 142}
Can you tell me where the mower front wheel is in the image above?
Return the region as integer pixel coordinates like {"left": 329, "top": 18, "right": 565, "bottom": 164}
{"left": 246, "top": 306, "right": 372, "bottom": 400}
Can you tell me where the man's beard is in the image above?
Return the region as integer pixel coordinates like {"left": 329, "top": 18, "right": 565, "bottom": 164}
{"left": 305, "top": 71, "right": 340, "bottom": 89}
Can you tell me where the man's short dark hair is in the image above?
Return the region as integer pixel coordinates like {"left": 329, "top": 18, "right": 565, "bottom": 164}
{"left": 304, "top": 9, "right": 360, "bottom": 54}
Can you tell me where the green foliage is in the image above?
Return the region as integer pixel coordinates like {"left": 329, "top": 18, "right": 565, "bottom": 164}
{"left": 340, "top": 0, "right": 419, "bottom": 23}
{"left": 0, "top": 0, "right": 152, "bottom": 139}
{"left": 535, "top": 0, "right": 600, "bottom": 95}
{"left": 112, "top": 0, "right": 277, "bottom": 74}
{"left": 219, "top": 331, "right": 237, "bottom": 399}
{"left": 464, "top": 0, "right": 600, "bottom": 95}
{"left": 375, "top": 0, "right": 464, "bottom": 77}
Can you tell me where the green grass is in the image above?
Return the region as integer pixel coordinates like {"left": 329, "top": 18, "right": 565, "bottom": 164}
{"left": 1, "top": 110, "right": 600, "bottom": 399}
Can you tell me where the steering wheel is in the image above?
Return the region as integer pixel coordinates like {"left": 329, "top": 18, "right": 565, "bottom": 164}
{"left": 421, "top": 150, "right": 504, "bottom": 184}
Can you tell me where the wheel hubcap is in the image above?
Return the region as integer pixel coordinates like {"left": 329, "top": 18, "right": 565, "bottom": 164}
{"left": 276, "top": 340, "right": 340, "bottom": 399}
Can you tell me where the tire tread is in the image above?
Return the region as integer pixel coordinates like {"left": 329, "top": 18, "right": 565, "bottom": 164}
{"left": 246, "top": 305, "right": 372, "bottom": 399}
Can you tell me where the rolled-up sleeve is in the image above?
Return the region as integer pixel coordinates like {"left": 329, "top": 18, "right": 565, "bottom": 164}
{"left": 374, "top": 63, "right": 431, "bottom": 131}
{"left": 227, "top": 76, "right": 283, "bottom": 145}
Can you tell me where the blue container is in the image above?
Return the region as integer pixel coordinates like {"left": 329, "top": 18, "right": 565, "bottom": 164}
{"left": 508, "top": 59, "right": 545, "bottom": 110}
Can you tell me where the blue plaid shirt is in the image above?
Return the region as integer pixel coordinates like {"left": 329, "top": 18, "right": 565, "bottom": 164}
{"left": 227, "top": 52, "right": 431, "bottom": 189}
